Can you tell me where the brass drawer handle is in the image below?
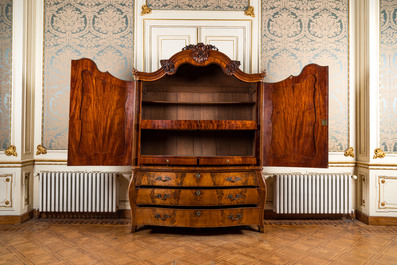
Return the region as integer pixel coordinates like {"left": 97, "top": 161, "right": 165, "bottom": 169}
{"left": 154, "top": 214, "right": 170, "bottom": 221}
{"left": 227, "top": 194, "right": 242, "bottom": 201}
{"left": 226, "top": 177, "right": 242, "bottom": 183}
{"left": 155, "top": 176, "right": 171, "bottom": 182}
{"left": 195, "top": 211, "right": 201, "bottom": 217}
{"left": 228, "top": 214, "right": 242, "bottom": 221}
{"left": 154, "top": 194, "right": 170, "bottom": 200}
{"left": 195, "top": 190, "right": 201, "bottom": 196}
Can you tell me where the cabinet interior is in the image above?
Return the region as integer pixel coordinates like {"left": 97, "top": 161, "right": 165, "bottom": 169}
{"left": 139, "top": 63, "right": 258, "bottom": 164}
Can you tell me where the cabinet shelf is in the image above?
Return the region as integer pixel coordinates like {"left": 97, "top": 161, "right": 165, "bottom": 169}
{"left": 140, "top": 120, "right": 257, "bottom": 130}
{"left": 142, "top": 100, "right": 256, "bottom": 105}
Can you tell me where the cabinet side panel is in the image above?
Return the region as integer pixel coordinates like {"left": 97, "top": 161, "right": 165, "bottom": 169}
{"left": 262, "top": 64, "right": 328, "bottom": 168}
{"left": 68, "top": 59, "right": 135, "bottom": 165}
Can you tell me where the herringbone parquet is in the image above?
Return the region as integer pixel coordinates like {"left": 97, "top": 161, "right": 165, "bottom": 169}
{"left": 1, "top": 218, "right": 397, "bottom": 264}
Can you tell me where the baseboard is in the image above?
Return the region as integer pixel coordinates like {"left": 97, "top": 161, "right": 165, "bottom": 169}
{"left": 264, "top": 210, "right": 346, "bottom": 219}
{"left": 35, "top": 209, "right": 130, "bottom": 219}
{"left": 355, "top": 210, "right": 397, "bottom": 225}
{"left": 0, "top": 210, "right": 34, "bottom": 225}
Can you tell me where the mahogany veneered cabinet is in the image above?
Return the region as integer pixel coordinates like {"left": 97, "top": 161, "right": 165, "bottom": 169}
{"left": 68, "top": 44, "right": 328, "bottom": 232}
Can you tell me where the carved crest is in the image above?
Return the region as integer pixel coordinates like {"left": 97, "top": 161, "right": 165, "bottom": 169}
{"left": 182, "top": 43, "right": 219, "bottom": 64}
{"left": 224, "top": 61, "right": 241, "bottom": 75}
{"left": 160, "top": 60, "right": 175, "bottom": 74}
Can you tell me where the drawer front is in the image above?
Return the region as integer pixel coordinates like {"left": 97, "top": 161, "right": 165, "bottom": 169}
{"left": 136, "top": 188, "right": 261, "bottom": 206}
{"left": 135, "top": 207, "right": 262, "bottom": 227}
{"left": 139, "top": 156, "right": 197, "bottom": 165}
{"left": 199, "top": 156, "right": 257, "bottom": 165}
{"left": 135, "top": 171, "right": 259, "bottom": 187}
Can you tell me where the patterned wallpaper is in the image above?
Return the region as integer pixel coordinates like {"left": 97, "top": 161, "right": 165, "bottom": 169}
{"left": 146, "top": 0, "right": 248, "bottom": 10}
{"left": 262, "top": 0, "right": 349, "bottom": 152}
{"left": 43, "top": 0, "right": 134, "bottom": 149}
{"left": 0, "top": 0, "right": 12, "bottom": 150}
{"left": 380, "top": 0, "right": 397, "bottom": 153}
{"left": 43, "top": 0, "right": 350, "bottom": 152}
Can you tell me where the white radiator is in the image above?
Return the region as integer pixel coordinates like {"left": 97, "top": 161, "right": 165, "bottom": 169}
{"left": 39, "top": 172, "right": 118, "bottom": 213}
{"left": 274, "top": 174, "right": 355, "bottom": 214}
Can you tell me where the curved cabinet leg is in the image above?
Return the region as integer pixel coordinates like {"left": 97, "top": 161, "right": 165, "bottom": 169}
{"left": 258, "top": 224, "right": 264, "bottom": 233}
{"left": 131, "top": 226, "right": 137, "bottom": 233}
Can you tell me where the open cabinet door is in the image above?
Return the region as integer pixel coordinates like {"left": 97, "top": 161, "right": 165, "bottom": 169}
{"left": 262, "top": 64, "right": 328, "bottom": 168}
{"left": 68, "top": 59, "right": 137, "bottom": 166}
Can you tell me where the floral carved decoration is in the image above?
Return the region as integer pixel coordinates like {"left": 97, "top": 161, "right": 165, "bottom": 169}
{"left": 182, "top": 43, "right": 219, "bottom": 64}
{"left": 160, "top": 60, "right": 175, "bottom": 74}
{"left": 224, "top": 61, "right": 241, "bottom": 75}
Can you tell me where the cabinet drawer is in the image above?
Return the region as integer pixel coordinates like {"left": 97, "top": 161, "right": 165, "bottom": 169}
{"left": 139, "top": 156, "right": 197, "bottom": 165}
{"left": 135, "top": 171, "right": 259, "bottom": 187}
{"left": 136, "top": 188, "right": 261, "bottom": 206}
{"left": 199, "top": 156, "right": 256, "bottom": 165}
{"left": 135, "top": 207, "right": 262, "bottom": 228}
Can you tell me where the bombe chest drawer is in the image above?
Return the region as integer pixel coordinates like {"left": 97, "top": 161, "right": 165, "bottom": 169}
{"left": 129, "top": 168, "right": 266, "bottom": 232}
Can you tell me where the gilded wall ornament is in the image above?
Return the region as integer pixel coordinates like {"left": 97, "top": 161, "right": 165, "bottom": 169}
{"left": 244, "top": 6, "right": 255, "bottom": 17}
{"left": 344, "top": 147, "right": 354, "bottom": 157}
{"left": 182, "top": 43, "right": 218, "bottom": 64}
{"left": 141, "top": 4, "right": 152, "bottom": 15}
{"left": 373, "top": 148, "right": 385, "bottom": 159}
{"left": 4, "top": 145, "right": 17, "bottom": 157}
{"left": 36, "top": 144, "right": 47, "bottom": 155}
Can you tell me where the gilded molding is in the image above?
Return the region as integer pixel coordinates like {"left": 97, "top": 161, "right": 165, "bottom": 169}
{"left": 4, "top": 145, "right": 17, "bottom": 156}
{"left": 36, "top": 144, "right": 47, "bottom": 155}
{"left": 344, "top": 147, "right": 354, "bottom": 157}
{"left": 373, "top": 148, "right": 386, "bottom": 159}
{"left": 141, "top": 4, "right": 152, "bottom": 15}
{"left": 244, "top": 6, "right": 255, "bottom": 17}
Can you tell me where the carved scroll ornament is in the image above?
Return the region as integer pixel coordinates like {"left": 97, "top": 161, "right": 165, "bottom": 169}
{"left": 344, "top": 147, "right": 354, "bottom": 158}
{"left": 182, "top": 43, "right": 219, "bottom": 64}
{"left": 224, "top": 61, "right": 241, "bottom": 75}
{"left": 160, "top": 60, "right": 175, "bottom": 74}
{"left": 373, "top": 148, "right": 385, "bottom": 159}
{"left": 4, "top": 145, "right": 17, "bottom": 157}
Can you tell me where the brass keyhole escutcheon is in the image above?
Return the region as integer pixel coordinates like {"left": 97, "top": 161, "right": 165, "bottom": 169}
{"left": 166, "top": 159, "right": 170, "bottom": 164}
{"left": 195, "top": 190, "right": 201, "bottom": 196}
{"left": 226, "top": 160, "right": 230, "bottom": 164}
{"left": 196, "top": 173, "right": 200, "bottom": 179}
{"left": 195, "top": 211, "right": 201, "bottom": 217}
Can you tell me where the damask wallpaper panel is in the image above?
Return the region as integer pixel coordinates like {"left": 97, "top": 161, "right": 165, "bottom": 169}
{"left": 43, "top": 0, "right": 134, "bottom": 150}
{"left": 146, "top": 0, "right": 248, "bottom": 10}
{"left": 0, "top": 0, "right": 12, "bottom": 150}
{"left": 380, "top": 0, "right": 397, "bottom": 153}
{"left": 261, "top": 0, "right": 349, "bottom": 152}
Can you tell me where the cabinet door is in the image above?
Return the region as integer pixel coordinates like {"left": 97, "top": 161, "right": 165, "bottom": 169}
{"left": 68, "top": 59, "right": 136, "bottom": 166}
{"left": 262, "top": 64, "right": 328, "bottom": 168}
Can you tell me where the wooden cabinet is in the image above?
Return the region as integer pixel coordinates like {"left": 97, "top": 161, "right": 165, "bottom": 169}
{"left": 68, "top": 43, "right": 328, "bottom": 232}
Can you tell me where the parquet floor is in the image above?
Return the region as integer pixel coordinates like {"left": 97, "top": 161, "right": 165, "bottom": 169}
{"left": 1, "top": 219, "right": 397, "bottom": 265}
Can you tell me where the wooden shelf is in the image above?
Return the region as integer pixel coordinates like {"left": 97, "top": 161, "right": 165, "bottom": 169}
{"left": 142, "top": 100, "right": 256, "bottom": 105}
{"left": 139, "top": 155, "right": 257, "bottom": 166}
{"left": 141, "top": 120, "right": 257, "bottom": 130}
